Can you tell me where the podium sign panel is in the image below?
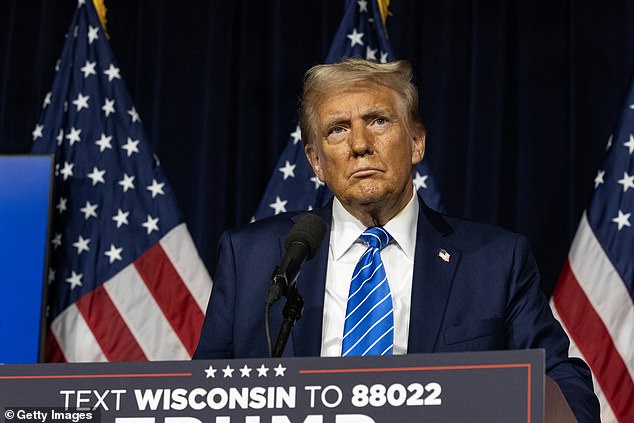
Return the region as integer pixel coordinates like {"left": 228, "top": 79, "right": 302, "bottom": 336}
{"left": 0, "top": 350, "right": 544, "bottom": 423}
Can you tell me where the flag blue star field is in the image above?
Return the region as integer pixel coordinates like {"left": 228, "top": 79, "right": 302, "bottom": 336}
{"left": 30, "top": 0, "right": 212, "bottom": 362}
{"left": 253, "top": 0, "right": 442, "bottom": 219}
{"left": 551, "top": 76, "right": 634, "bottom": 422}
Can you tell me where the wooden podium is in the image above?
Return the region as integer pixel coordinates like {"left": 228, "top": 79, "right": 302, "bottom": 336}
{"left": 0, "top": 350, "right": 575, "bottom": 423}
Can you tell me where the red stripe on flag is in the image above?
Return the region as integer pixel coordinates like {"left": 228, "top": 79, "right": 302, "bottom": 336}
{"left": 134, "top": 243, "right": 204, "bottom": 357}
{"left": 554, "top": 260, "right": 634, "bottom": 422}
{"left": 75, "top": 285, "right": 148, "bottom": 361}
{"left": 44, "top": 329, "right": 67, "bottom": 363}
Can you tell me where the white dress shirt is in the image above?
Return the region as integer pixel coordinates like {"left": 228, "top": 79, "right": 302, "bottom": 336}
{"left": 320, "top": 191, "right": 419, "bottom": 356}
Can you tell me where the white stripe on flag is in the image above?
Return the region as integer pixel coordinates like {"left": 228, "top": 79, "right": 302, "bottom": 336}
{"left": 104, "top": 263, "right": 190, "bottom": 360}
{"left": 569, "top": 213, "right": 634, "bottom": 379}
{"left": 550, "top": 304, "right": 618, "bottom": 423}
{"left": 50, "top": 304, "right": 106, "bottom": 362}
{"left": 159, "top": 223, "right": 212, "bottom": 312}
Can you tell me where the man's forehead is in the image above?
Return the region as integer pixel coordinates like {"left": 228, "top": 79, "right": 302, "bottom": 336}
{"left": 316, "top": 83, "right": 400, "bottom": 118}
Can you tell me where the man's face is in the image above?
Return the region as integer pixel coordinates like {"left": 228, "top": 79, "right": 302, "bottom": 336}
{"left": 305, "top": 82, "right": 424, "bottom": 218}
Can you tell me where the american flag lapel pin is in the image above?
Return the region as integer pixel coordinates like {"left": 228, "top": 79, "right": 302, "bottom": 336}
{"left": 438, "top": 248, "right": 451, "bottom": 263}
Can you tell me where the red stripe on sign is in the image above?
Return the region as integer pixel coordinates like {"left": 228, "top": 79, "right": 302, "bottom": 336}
{"left": 44, "top": 329, "right": 67, "bottom": 363}
{"left": 554, "top": 260, "right": 634, "bottom": 423}
{"left": 75, "top": 285, "right": 148, "bottom": 361}
{"left": 134, "top": 243, "right": 204, "bottom": 356}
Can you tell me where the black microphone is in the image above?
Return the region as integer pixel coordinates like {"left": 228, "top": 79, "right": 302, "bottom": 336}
{"left": 265, "top": 213, "right": 327, "bottom": 305}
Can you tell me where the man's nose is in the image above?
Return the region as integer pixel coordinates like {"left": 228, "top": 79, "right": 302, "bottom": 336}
{"left": 349, "top": 122, "right": 372, "bottom": 156}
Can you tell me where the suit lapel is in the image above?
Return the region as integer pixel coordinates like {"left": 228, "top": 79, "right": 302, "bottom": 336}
{"left": 408, "top": 198, "right": 460, "bottom": 353}
{"left": 289, "top": 206, "right": 332, "bottom": 357}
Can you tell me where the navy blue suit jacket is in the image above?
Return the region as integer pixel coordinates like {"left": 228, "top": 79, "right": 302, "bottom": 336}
{"left": 194, "top": 196, "right": 599, "bottom": 421}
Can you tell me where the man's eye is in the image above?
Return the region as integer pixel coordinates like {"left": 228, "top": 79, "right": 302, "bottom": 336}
{"left": 375, "top": 118, "right": 386, "bottom": 125}
{"left": 330, "top": 127, "right": 345, "bottom": 134}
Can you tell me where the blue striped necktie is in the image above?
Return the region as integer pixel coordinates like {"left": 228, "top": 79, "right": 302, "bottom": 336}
{"left": 342, "top": 226, "right": 394, "bottom": 356}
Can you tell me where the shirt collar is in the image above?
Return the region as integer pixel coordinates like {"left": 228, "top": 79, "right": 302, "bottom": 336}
{"left": 331, "top": 190, "right": 419, "bottom": 260}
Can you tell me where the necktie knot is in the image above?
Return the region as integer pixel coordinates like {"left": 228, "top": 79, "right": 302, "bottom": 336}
{"left": 360, "top": 227, "right": 392, "bottom": 250}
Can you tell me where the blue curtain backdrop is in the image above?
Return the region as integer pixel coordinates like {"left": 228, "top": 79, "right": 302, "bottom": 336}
{"left": 2, "top": 1, "right": 634, "bottom": 295}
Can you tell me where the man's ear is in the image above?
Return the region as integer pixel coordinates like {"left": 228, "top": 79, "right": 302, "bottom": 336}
{"left": 305, "top": 143, "right": 325, "bottom": 181}
{"left": 411, "top": 130, "right": 425, "bottom": 165}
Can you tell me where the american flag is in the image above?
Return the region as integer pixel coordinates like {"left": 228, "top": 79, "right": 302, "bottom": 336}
{"left": 30, "top": 0, "right": 212, "bottom": 362}
{"left": 253, "top": 0, "right": 442, "bottom": 219}
{"left": 551, "top": 77, "right": 634, "bottom": 421}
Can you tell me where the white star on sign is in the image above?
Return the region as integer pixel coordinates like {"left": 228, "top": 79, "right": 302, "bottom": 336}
{"left": 222, "top": 365, "right": 234, "bottom": 378}
{"left": 279, "top": 161, "right": 296, "bottom": 180}
{"left": 310, "top": 176, "right": 325, "bottom": 190}
{"left": 56, "top": 197, "right": 68, "bottom": 214}
{"left": 594, "top": 169, "right": 605, "bottom": 188}
{"left": 413, "top": 172, "right": 429, "bottom": 190}
{"left": 122, "top": 137, "right": 140, "bottom": 157}
{"left": 112, "top": 209, "right": 130, "bottom": 228}
{"left": 127, "top": 107, "right": 141, "bottom": 123}
{"left": 347, "top": 28, "right": 364, "bottom": 47}
{"left": 65, "top": 127, "right": 82, "bottom": 145}
{"left": 290, "top": 126, "right": 302, "bottom": 144}
{"left": 618, "top": 172, "right": 634, "bottom": 192}
{"left": 60, "top": 162, "right": 74, "bottom": 180}
{"left": 273, "top": 364, "right": 286, "bottom": 377}
{"left": 87, "top": 167, "right": 106, "bottom": 185}
{"left": 32, "top": 124, "right": 44, "bottom": 140}
{"left": 625, "top": 135, "right": 634, "bottom": 154}
{"left": 204, "top": 365, "right": 217, "bottom": 379}
{"left": 256, "top": 365, "right": 269, "bottom": 377}
{"left": 104, "top": 244, "right": 123, "bottom": 264}
{"left": 240, "top": 365, "right": 252, "bottom": 378}
{"left": 95, "top": 133, "right": 113, "bottom": 152}
{"left": 142, "top": 215, "right": 160, "bottom": 234}
{"left": 72, "top": 235, "right": 91, "bottom": 255}
{"left": 80, "top": 60, "right": 97, "bottom": 78}
{"left": 79, "top": 201, "right": 98, "bottom": 220}
{"left": 87, "top": 25, "right": 99, "bottom": 44}
{"left": 102, "top": 98, "right": 115, "bottom": 117}
{"left": 104, "top": 63, "right": 121, "bottom": 81}
{"left": 66, "top": 271, "right": 83, "bottom": 290}
{"left": 72, "top": 93, "right": 90, "bottom": 111}
{"left": 269, "top": 196, "right": 288, "bottom": 215}
{"left": 118, "top": 173, "right": 136, "bottom": 192}
{"left": 147, "top": 179, "right": 165, "bottom": 198}
{"left": 612, "top": 209, "right": 631, "bottom": 231}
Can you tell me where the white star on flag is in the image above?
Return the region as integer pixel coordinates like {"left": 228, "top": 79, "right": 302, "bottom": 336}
{"left": 80, "top": 60, "right": 97, "bottom": 78}
{"left": 95, "top": 133, "right": 112, "bottom": 152}
{"left": 87, "top": 25, "right": 99, "bottom": 44}
{"left": 413, "top": 172, "right": 429, "bottom": 190}
{"left": 65, "top": 127, "right": 82, "bottom": 145}
{"left": 79, "top": 201, "right": 98, "bottom": 220}
{"left": 72, "top": 93, "right": 90, "bottom": 111}
{"left": 102, "top": 98, "right": 115, "bottom": 117}
{"left": 118, "top": 173, "right": 135, "bottom": 192}
{"left": 112, "top": 209, "right": 130, "bottom": 228}
{"left": 32, "top": 124, "right": 44, "bottom": 140}
{"left": 612, "top": 209, "right": 631, "bottom": 230}
{"left": 617, "top": 172, "right": 634, "bottom": 192}
{"left": 60, "top": 162, "right": 74, "bottom": 180}
{"left": 290, "top": 126, "right": 302, "bottom": 144}
{"left": 66, "top": 271, "right": 83, "bottom": 290}
{"left": 72, "top": 235, "right": 91, "bottom": 255}
{"left": 594, "top": 170, "right": 605, "bottom": 188}
{"left": 142, "top": 215, "right": 160, "bottom": 234}
{"left": 56, "top": 197, "right": 68, "bottom": 214}
{"left": 86, "top": 167, "right": 106, "bottom": 185}
{"left": 127, "top": 107, "right": 140, "bottom": 123}
{"left": 279, "top": 161, "right": 296, "bottom": 180}
{"left": 347, "top": 28, "right": 364, "bottom": 47}
{"left": 269, "top": 196, "right": 288, "bottom": 214}
{"left": 625, "top": 135, "right": 634, "bottom": 154}
{"left": 104, "top": 63, "right": 121, "bottom": 81}
{"left": 104, "top": 244, "right": 123, "bottom": 264}
{"left": 122, "top": 137, "right": 140, "bottom": 157}
{"left": 146, "top": 179, "right": 165, "bottom": 198}
{"left": 51, "top": 233, "right": 62, "bottom": 250}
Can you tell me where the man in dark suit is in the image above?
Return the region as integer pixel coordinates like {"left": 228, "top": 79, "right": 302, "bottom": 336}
{"left": 194, "top": 59, "right": 599, "bottom": 421}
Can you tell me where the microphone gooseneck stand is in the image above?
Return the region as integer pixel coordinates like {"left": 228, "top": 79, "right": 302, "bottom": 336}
{"left": 271, "top": 283, "right": 304, "bottom": 358}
